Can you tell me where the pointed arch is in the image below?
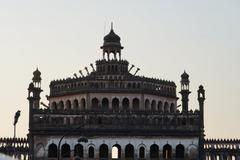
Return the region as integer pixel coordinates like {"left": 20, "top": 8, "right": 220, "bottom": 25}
{"left": 61, "top": 144, "right": 70, "bottom": 158}
{"left": 158, "top": 101, "right": 163, "bottom": 112}
{"left": 125, "top": 144, "right": 134, "bottom": 158}
{"left": 112, "top": 98, "right": 119, "bottom": 110}
{"left": 151, "top": 100, "right": 157, "bottom": 111}
{"left": 163, "top": 144, "right": 172, "bottom": 159}
{"left": 122, "top": 98, "right": 130, "bottom": 110}
{"left": 133, "top": 98, "right": 140, "bottom": 110}
{"left": 112, "top": 144, "right": 121, "bottom": 159}
{"left": 170, "top": 103, "right": 175, "bottom": 113}
{"left": 150, "top": 144, "right": 159, "bottom": 158}
{"left": 74, "top": 144, "right": 83, "bottom": 158}
{"left": 73, "top": 99, "right": 79, "bottom": 110}
{"left": 164, "top": 102, "right": 169, "bottom": 113}
{"left": 99, "top": 144, "right": 108, "bottom": 158}
{"left": 102, "top": 98, "right": 109, "bottom": 110}
{"left": 66, "top": 100, "right": 71, "bottom": 110}
{"left": 139, "top": 146, "right": 145, "bottom": 158}
{"left": 88, "top": 146, "right": 94, "bottom": 158}
{"left": 80, "top": 98, "right": 86, "bottom": 110}
{"left": 145, "top": 99, "right": 150, "bottom": 110}
{"left": 51, "top": 102, "right": 57, "bottom": 111}
{"left": 176, "top": 144, "right": 184, "bottom": 158}
{"left": 92, "top": 98, "right": 99, "bottom": 110}
{"left": 48, "top": 143, "right": 57, "bottom": 158}
{"left": 58, "top": 101, "right": 64, "bottom": 110}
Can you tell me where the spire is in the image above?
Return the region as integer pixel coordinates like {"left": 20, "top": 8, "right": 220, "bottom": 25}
{"left": 111, "top": 22, "right": 113, "bottom": 31}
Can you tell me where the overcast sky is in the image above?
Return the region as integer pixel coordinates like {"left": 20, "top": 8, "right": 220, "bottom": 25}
{"left": 0, "top": 0, "right": 239, "bottom": 138}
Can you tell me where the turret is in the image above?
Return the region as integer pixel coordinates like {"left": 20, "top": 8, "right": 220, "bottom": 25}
{"left": 179, "top": 71, "right": 191, "bottom": 112}
{"left": 100, "top": 23, "right": 123, "bottom": 61}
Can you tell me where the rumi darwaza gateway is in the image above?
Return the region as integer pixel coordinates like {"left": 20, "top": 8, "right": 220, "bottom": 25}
{"left": 1, "top": 26, "right": 239, "bottom": 160}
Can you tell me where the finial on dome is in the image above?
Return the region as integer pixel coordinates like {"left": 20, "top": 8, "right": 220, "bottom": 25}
{"left": 111, "top": 22, "right": 113, "bottom": 31}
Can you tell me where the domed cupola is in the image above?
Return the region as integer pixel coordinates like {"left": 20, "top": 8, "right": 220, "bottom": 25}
{"left": 32, "top": 68, "right": 42, "bottom": 88}
{"left": 101, "top": 23, "right": 124, "bottom": 61}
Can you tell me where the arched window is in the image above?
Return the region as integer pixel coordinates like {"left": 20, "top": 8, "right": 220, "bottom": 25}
{"left": 163, "top": 144, "right": 172, "bottom": 159}
{"left": 66, "top": 100, "right": 71, "bottom": 110}
{"left": 139, "top": 146, "right": 145, "bottom": 158}
{"left": 80, "top": 98, "right": 86, "bottom": 110}
{"left": 48, "top": 143, "right": 57, "bottom": 158}
{"left": 170, "top": 103, "right": 175, "bottom": 113}
{"left": 125, "top": 144, "right": 134, "bottom": 158}
{"left": 176, "top": 144, "right": 184, "bottom": 158}
{"left": 73, "top": 99, "right": 79, "bottom": 110}
{"left": 164, "top": 102, "right": 169, "bottom": 113}
{"left": 122, "top": 98, "right": 130, "bottom": 110}
{"left": 99, "top": 144, "right": 108, "bottom": 158}
{"left": 145, "top": 99, "right": 150, "bottom": 110}
{"left": 132, "top": 98, "right": 140, "bottom": 110}
{"left": 151, "top": 100, "right": 156, "bottom": 111}
{"left": 102, "top": 98, "right": 109, "bottom": 110}
{"left": 74, "top": 144, "right": 83, "bottom": 158}
{"left": 88, "top": 146, "right": 94, "bottom": 158}
{"left": 58, "top": 101, "right": 64, "bottom": 110}
{"left": 158, "top": 101, "right": 163, "bottom": 112}
{"left": 61, "top": 144, "right": 70, "bottom": 158}
{"left": 92, "top": 98, "right": 99, "bottom": 110}
{"left": 51, "top": 102, "right": 57, "bottom": 111}
{"left": 150, "top": 144, "right": 159, "bottom": 158}
{"left": 112, "top": 98, "right": 119, "bottom": 110}
{"left": 112, "top": 144, "right": 121, "bottom": 159}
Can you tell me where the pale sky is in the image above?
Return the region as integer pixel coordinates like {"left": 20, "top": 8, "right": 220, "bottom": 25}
{"left": 0, "top": 0, "right": 239, "bottom": 139}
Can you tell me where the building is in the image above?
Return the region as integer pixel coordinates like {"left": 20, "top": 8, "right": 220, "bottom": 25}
{"left": 23, "top": 27, "right": 237, "bottom": 160}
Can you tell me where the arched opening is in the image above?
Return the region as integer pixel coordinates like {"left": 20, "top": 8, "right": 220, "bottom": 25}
{"left": 150, "top": 144, "right": 159, "bottom": 158}
{"left": 74, "top": 144, "right": 83, "bottom": 158}
{"left": 163, "top": 144, "right": 172, "bottom": 159}
{"left": 102, "top": 98, "right": 109, "bottom": 110}
{"left": 133, "top": 98, "right": 140, "bottom": 110}
{"left": 58, "top": 101, "right": 64, "bottom": 110}
{"left": 73, "top": 99, "right": 79, "bottom": 110}
{"left": 80, "top": 98, "right": 86, "bottom": 110}
{"left": 99, "top": 144, "right": 108, "bottom": 158}
{"left": 112, "top": 98, "right": 119, "bottom": 110}
{"left": 145, "top": 99, "right": 150, "bottom": 110}
{"left": 61, "top": 144, "right": 70, "bottom": 158}
{"left": 151, "top": 100, "right": 157, "bottom": 111}
{"left": 66, "top": 100, "right": 71, "bottom": 110}
{"left": 176, "top": 144, "right": 184, "bottom": 158}
{"left": 88, "top": 146, "right": 94, "bottom": 158}
{"left": 125, "top": 144, "right": 134, "bottom": 158}
{"left": 112, "top": 144, "right": 121, "bottom": 159}
{"left": 170, "top": 103, "right": 175, "bottom": 113}
{"left": 51, "top": 102, "right": 57, "bottom": 111}
{"left": 92, "top": 98, "right": 99, "bottom": 110}
{"left": 158, "top": 101, "right": 163, "bottom": 112}
{"left": 139, "top": 146, "right": 145, "bottom": 158}
{"left": 232, "top": 155, "right": 236, "bottom": 160}
{"left": 48, "top": 143, "right": 57, "bottom": 158}
{"left": 164, "top": 102, "right": 169, "bottom": 113}
{"left": 122, "top": 98, "right": 130, "bottom": 110}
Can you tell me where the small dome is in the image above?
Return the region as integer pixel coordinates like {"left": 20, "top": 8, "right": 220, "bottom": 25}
{"left": 104, "top": 29, "right": 121, "bottom": 43}
{"left": 32, "top": 68, "right": 42, "bottom": 82}
{"left": 181, "top": 71, "right": 189, "bottom": 80}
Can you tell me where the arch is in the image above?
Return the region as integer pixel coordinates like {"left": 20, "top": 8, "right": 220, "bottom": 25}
{"left": 163, "top": 144, "right": 172, "bottom": 159}
{"left": 61, "top": 143, "right": 70, "bottom": 158}
{"left": 151, "top": 100, "right": 157, "bottom": 111}
{"left": 125, "top": 144, "right": 134, "bottom": 158}
{"left": 102, "top": 98, "right": 109, "bottom": 110}
{"left": 51, "top": 102, "right": 57, "bottom": 111}
{"left": 122, "top": 98, "right": 130, "bottom": 110}
{"left": 164, "top": 102, "right": 169, "bottom": 113}
{"left": 139, "top": 146, "right": 145, "bottom": 158}
{"left": 170, "top": 103, "right": 175, "bottom": 113}
{"left": 132, "top": 98, "right": 140, "bottom": 110}
{"left": 73, "top": 99, "right": 79, "bottom": 110}
{"left": 88, "top": 146, "right": 94, "bottom": 158}
{"left": 92, "top": 98, "right": 99, "bottom": 110}
{"left": 48, "top": 143, "right": 57, "bottom": 158}
{"left": 158, "top": 101, "right": 163, "bottom": 112}
{"left": 145, "top": 99, "right": 150, "bottom": 110}
{"left": 74, "top": 144, "right": 83, "bottom": 158}
{"left": 112, "top": 144, "right": 121, "bottom": 159}
{"left": 99, "top": 144, "right": 108, "bottom": 158}
{"left": 66, "top": 100, "right": 71, "bottom": 110}
{"left": 150, "top": 144, "right": 159, "bottom": 158}
{"left": 112, "top": 98, "right": 120, "bottom": 110}
{"left": 80, "top": 98, "right": 86, "bottom": 110}
{"left": 58, "top": 101, "right": 64, "bottom": 110}
{"left": 176, "top": 144, "right": 184, "bottom": 158}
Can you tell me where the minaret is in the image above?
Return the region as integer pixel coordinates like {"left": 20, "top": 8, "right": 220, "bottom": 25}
{"left": 28, "top": 68, "right": 42, "bottom": 128}
{"left": 197, "top": 85, "right": 205, "bottom": 160}
{"left": 179, "top": 71, "right": 191, "bottom": 112}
